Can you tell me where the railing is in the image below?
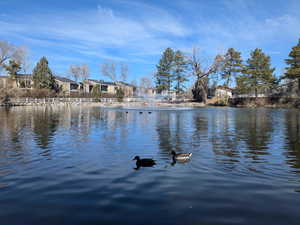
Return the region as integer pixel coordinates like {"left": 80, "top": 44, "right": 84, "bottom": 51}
{"left": 9, "top": 97, "right": 120, "bottom": 104}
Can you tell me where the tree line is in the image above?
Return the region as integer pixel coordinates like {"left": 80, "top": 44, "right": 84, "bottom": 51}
{"left": 155, "top": 38, "right": 300, "bottom": 102}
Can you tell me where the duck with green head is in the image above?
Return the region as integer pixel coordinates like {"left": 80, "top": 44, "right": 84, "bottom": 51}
{"left": 171, "top": 151, "right": 192, "bottom": 162}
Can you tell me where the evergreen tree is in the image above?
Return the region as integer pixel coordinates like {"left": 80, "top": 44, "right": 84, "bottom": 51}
{"left": 32, "top": 57, "right": 57, "bottom": 90}
{"left": 4, "top": 60, "right": 21, "bottom": 79}
{"left": 221, "top": 48, "right": 243, "bottom": 87}
{"left": 155, "top": 48, "right": 174, "bottom": 93}
{"left": 237, "top": 48, "right": 276, "bottom": 97}
{"left": 284, "top": 39, "right": 300, "bottom": 93}
{"left": 173, "top": 50, "right": 189, "bottom": 94}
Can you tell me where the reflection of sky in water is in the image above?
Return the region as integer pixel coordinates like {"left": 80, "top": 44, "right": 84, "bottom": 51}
{"left": 0, "top": 106, "right": 300, "bottom": 225}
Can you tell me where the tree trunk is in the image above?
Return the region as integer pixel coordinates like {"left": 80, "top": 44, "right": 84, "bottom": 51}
{"left": 192, "top": 79, "right": 207, "bottom": 103}
{"left": 201, "top": 85, "right": 207, "bottom": 104}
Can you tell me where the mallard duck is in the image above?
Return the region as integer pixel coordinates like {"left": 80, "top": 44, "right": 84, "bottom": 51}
{"left": 133, "top": 156, "right": 156, "bottom": 168}
{"left": 171, "top": 151, "right": 192, "bottom": 161}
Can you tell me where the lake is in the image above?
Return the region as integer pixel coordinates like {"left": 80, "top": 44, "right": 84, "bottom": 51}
{"left": 0, "top": 106, "right": 300, "bottom": 225}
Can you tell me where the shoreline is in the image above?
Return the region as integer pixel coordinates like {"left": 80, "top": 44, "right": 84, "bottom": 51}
{"left": 1, "top": 100, "right": 299, "bottom": 109}
{"left": 2, "top": 96, "right": 300, "bottom": 108}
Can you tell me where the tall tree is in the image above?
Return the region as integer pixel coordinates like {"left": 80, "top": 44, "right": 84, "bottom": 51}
{"left": 32, "top": 57, "right": 57, "bottom": 90}
{"left": 173, "top": 50, "right": 189, "bottom": 94}
{"left": 4, "top": 60, "right": 21, "bottom": 79}
{"left": 221, "top": 48, "right": 243, "bottom": 87}
{"left": 284, "top": 39, "right": 300, "bottom": 94}
{"left": 237, "top": 48, "right": 276, "bottom": 97}
{"left": 190, "top": 47, "right": 224, "bottom": 103}
{"left": 155, "top": 48, "right": 174, "bottom": 93}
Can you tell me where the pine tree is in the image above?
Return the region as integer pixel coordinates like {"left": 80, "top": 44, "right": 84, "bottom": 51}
{"left": 237, "top": 49, "right": 276, "bottom": 97}
{"left": 173, "top": 50, "right": 189, "bottom": 94}
{"left": 284, "top": 39, "right": 300, "bottom": 93}
{"left": 4, "top": 60, "right": 21, "bottom": 79}
{"left": 221, "top": 48, "right": 243, "bottom": 87}
{"left": 155, "top": 48, "right": 174, "bottom": 93}
{"left": 32, "top": 57, "right": 57, "bottom": 90}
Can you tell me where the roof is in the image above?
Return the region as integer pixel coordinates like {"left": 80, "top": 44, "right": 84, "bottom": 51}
{"left": 54, "top": 76, "right": 77, "bottom": 84}
{"left": 117, "top": 81, "right": 135, "bottom": 87}
{"left": 0, "top": 74, "right": 32, "bottom": 79}
{"left": 15, "top": 74, "right": 32, "bottom": 79}
{"left": 87, "top": 79, "right": 116, "bottom": 86}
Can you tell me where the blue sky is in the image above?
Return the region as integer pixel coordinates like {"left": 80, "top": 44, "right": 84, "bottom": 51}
{"left": 1, "top": 0, "right": 300, "bottom": 85}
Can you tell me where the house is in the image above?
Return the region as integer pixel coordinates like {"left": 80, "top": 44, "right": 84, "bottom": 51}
{"left": 54, "top": 76, "right": 80, "bottom": 94}
{"left": 117, "top": 81, "right": 135, "bottom": 97}
{"left": 135, "top": 87, "right": 156, "bottom": 97}
{"left": 215, "top": 86, "right": 233, "bottom": 98}
{"left": 84, "top": 79, "right": 135, "bottom": 97}
{"left": 0, "top": 76, "right": 9, "bottom": 88}
{"left": 0, "top": 74, "right": 33, "bottom": 89}
{"left": 84, "top": 79, "right": 117, "bottom": 95}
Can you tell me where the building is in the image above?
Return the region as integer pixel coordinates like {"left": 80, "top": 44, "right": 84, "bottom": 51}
{"left": 54, "top": 76, "right": 80, "bottom": 94}
{"left": 215, "top": 86, "right": 233, "bottom": 98}
{"left": 84, "top": 79, "right": 135, "bottom": 97}
{"left": 0, "top": 73, "right": 136, "bottom": 97}
{"left": 0, "top": 74, "right": 33, "bottom": 89}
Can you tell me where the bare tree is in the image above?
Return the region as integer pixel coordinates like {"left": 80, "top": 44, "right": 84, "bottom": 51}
{"left": 0, "top": 41, "right": 28, "bottom": 73}
{"left": 189, "top": 47, "right": 224, "bottom": 103}
{"left": 69, "top": 65, "right": 81, "bottom": 81}
{"left": 140, "top": 76, "right": 153, "bottom": 89}
{"left": 101, "top": 61, "right": 117, "bottom": 82}
{"left": 69, "top": 64, "right": 90, "bottom": 82}
{"left": 101, "top": 61, "right": 130, "bottom": 83}
{"left": 81, "top": 64, "right": 90, "bottom": 81}
{"left": 18, "top": 46, "right": 31, "bottom": 74}
{"left": 120, "top": 63, "right": 128, "bottom": 82}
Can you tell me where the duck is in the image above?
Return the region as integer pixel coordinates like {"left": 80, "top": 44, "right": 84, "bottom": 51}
{"left": 171, "top": 150, "right": 192, "bottom": 162}
{"left": 133, "top": 156, "right": 156, "bottom": 169}
{"left": 148, "top": 112, "right": 152, "bottom": 114}
{"left": 139, "top": 112, "right": 143, "bottom": 114}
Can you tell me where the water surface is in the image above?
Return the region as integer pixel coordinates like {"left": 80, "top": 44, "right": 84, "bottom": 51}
{"left": 0, "top": 106, "right": 300, "bottom": 225}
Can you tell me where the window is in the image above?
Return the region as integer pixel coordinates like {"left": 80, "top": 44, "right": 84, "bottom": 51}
{"left": 101, "top": 85, "right": 108, "bottom": 92}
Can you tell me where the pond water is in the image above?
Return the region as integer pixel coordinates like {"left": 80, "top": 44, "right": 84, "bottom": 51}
{"left": 0, "top": 106, "right": 300, "bottom": 225}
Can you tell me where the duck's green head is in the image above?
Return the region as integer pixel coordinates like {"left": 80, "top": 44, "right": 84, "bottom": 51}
{"left": 171, "top": 151, "right": 176, "bottom": 156}
{"left": 133, "top": 156, "right": 140, "bottom": 161}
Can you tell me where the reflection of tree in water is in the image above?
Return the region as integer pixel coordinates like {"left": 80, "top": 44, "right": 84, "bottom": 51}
{"left": 0, "top": 107, "right": 30, "bottom": 157}
{"left": 33, "top": 107, "right": 59, "bottom": 149}
{"left": 155, "top": 112, "right": 190, "bottom": 155}
{"left": 284, "top": 110, "right": 300, "bottom": 170}
{"left": 210, "top": 110, "right": 240, "bottom": 164}
{"left": 192, "top": 113, "right": 208, "bottom": 148}
{"left": 234, "top": 109, "right": 273, "bottom": 162}
{"left": 156, "top": 112, "right": 173, "bottom": 153}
